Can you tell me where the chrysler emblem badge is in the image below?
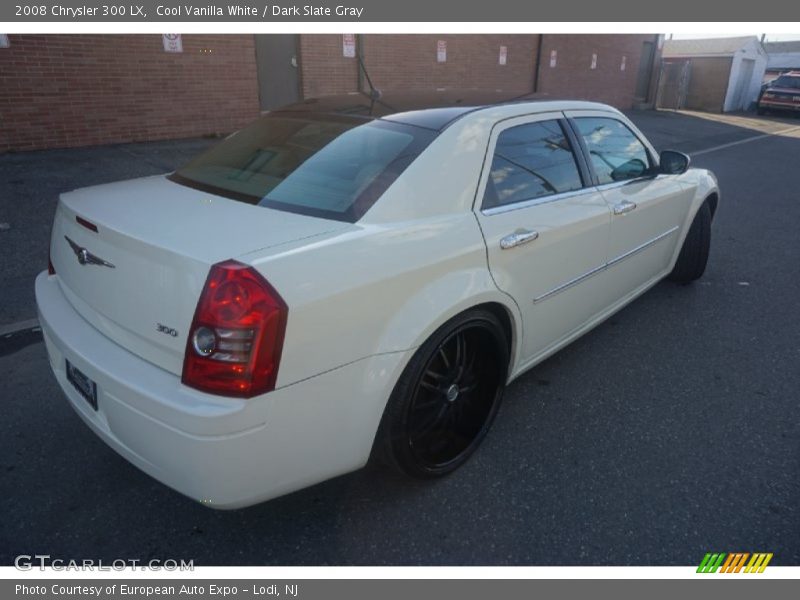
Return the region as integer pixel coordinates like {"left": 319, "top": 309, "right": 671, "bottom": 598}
{"left": 64, "top": 235, "right": 116, "bottom": 269}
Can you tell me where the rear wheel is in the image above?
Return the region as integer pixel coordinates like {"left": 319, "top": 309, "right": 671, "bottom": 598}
{"left": 375, "top": 309, "right": 509, "bottom": 478}
{"left": 668, "top": 201, "right": 712, "bottom": 283}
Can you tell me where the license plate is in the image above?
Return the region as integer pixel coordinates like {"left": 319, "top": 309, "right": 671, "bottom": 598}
{"left": 66, "top": 360, "right": 98, "bottom": 411}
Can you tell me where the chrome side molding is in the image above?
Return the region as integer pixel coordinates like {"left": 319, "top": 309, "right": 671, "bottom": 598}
{"left": 533, "top": 226, "right": 679, "bottom": 304}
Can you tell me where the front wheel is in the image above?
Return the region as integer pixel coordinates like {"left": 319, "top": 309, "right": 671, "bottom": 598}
{"left": 374, "top": 309, "right": 509, "bottom": 478}
{"left": 668, "top": 201, "right": 712, "bottom": 283}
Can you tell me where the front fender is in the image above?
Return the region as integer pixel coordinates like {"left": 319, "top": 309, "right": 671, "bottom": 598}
{"left": 669, "top": 168, "right": 720, "bottom": 267}
{"left": 682, "top": 167, "right": 720, "bottom": 218}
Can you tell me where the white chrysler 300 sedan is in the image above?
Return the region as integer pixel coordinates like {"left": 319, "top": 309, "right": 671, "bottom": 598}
{"left": 36, "top": 92, "right": 719, "bottom": 508}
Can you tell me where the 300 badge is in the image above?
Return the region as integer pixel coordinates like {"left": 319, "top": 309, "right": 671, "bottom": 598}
{"left": 156, "top": 323, "right": 179, "bottom": 337}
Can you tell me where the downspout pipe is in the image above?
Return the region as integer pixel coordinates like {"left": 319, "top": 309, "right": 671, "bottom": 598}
{"left": 533, "top": 34, "right": 544, "bottom": 93}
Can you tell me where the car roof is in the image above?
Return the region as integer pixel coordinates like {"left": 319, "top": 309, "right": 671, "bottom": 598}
{"left": 270, "top": 89, "right": 612, "bottom": 131}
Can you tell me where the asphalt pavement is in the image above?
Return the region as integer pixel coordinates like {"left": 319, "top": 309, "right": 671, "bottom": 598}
{"left": 1, "top": 110, "right": 798, "bottom": 565}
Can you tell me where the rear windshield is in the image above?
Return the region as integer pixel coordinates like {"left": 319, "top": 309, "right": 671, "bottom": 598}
{"left": 169, "top": 113, "right": 436, "bottom": 222}
{"left": 771, "top": 76, "right": 800, "bottom": 89}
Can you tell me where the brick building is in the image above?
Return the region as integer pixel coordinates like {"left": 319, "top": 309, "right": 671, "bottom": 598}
{"left": 0, "top": 34, "right": 662, "bottom": 152}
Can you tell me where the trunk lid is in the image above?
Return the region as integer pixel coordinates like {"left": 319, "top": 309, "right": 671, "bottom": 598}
{"left": 51, "top": 175, "right": 349, "bottom": 376}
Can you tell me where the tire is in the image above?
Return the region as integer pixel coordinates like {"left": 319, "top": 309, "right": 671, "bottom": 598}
{"left": 757, "top": 107, "right": 766, "bottom": 116}
{"left": 373, "top": 308, "right": 509, "bottom": 478}
{"left": 668, "top": 201, "right": 712, "bottom": 283}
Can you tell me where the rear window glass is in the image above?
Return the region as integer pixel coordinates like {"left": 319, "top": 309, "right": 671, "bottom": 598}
{"left": 169, "top": 114, "right": 436, "bottom": 222}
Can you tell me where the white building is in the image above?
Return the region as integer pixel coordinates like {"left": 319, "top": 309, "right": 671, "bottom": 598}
{"left": 764, "top": 40, "right": 800, "bottom": 79}
{"left": 662, "top": 36, "right": 768, "bottom": 112}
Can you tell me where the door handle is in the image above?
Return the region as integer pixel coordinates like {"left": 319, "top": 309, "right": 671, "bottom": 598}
{"left": 500, "top": 229, "right": 539, "bottom": 250}
{"left": 613, "top": 200, "right": 637, "bottom": 215}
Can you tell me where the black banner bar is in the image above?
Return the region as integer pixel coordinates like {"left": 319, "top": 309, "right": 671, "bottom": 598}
{"left": 2, "top": 0, "right": 800, "bottom": 22}
{"left": 3, "top": 579, "right": 799, "bottom": 600}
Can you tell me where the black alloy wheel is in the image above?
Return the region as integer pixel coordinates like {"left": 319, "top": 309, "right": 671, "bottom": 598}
{"left": 375, "top": 309, "right": 509, "bottom": 478}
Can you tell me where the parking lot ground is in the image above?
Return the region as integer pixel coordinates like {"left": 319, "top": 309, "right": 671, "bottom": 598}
{"left": 624, "top": 109, "right": 800, "bottom": 153}
{"left": 1, "top": 110, "right": 799, "bottom": 565}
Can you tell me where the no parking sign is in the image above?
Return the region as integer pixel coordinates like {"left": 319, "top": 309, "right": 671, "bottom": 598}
{"left": 162, "top": 34, "right": 183, "bottom": 53}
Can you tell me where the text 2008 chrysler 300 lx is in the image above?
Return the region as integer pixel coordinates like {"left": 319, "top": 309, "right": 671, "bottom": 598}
{"left": 35, "top": 91, "right": 719, "bottom": 508}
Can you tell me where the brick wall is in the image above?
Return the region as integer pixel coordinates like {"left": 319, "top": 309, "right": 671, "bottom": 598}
{"left": 0, "top": 35, "right": 260, "bottom": 152}
{"left": 536, "top": 34, "right": 658, "bottom": 108}
{"left": 300, "top": 34, "right": 656, "bottom": 108}
{"left": 1, "top": 34, "right": 659, "bottom": 153}
{"left": 298, "top": 34, "right": 538, "bottom": 97}
{"left": 361, "top": 34, "right": 538, "bottom": 93}
{"left": 298, "top": 34, "right": 359, "bottom": 98}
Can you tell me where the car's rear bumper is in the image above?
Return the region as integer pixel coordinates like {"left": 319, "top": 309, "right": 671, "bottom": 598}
{"left": 35, "top": 271, "right": 406, "bottom": 508}
{"left": 759, "top": 99, "right": 800, "bottom": 111}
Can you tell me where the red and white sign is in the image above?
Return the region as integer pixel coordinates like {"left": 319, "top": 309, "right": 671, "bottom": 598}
{"left": 549, "top": 50, "right": 557, "bottom": 68}
{"left": 499, "top": 45, "right": 507, "bottom": 65}
{"left": 437, "top": 40, "right": 447, "bottom": 63}
{"left": 590, "top": 53, "right": 598, "bottom": 70}
{"left": 620, "top": 55, "right": 627, "bottom": 71}
{"left": 342, "top": 34, "right": 356, "bottom": 58}
{"left": 162, "top": 34, "right": 183, "bottom": 53}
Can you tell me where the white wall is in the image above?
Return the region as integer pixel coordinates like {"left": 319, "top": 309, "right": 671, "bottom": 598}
{"left": 723, "top": 38, "right": 768, "bottom": 111}
{"left": 767, "top": 52, "right": 800, "bottom": 70}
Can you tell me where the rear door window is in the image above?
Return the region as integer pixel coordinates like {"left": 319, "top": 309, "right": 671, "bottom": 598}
{"left": 482, "top": 120, "right": 584, "bottom": 209}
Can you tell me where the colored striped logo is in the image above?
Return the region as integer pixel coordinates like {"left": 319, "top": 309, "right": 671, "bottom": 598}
{"left": 697, "top": 552, "right": 773, "bottom": 573}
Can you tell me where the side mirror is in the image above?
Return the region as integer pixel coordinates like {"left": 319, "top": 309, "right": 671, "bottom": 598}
{"left": 659, "top": 150, "right": 690, "bottom": 175}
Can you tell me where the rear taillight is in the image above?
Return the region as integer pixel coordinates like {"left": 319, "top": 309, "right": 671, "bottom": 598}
{"left": 181, "top": 260, "right": 288, "bottom": 398}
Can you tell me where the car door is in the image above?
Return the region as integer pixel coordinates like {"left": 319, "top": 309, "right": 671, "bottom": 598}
{"left": 474, "top": 113, "right": 614, "bottom": 367}
{"left": 566, "top": 111, "right": 693, "bottom": 295}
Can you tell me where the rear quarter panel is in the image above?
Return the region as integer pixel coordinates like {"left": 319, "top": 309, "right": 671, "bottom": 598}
{"left": 244, "top": 213, "right": 521, "bottom": 390}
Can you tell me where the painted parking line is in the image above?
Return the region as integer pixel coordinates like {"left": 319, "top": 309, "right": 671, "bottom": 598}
{"left": 692, "top": 125, "right": 800, "bottom": 157}
{"left": 0, "top": 317, "right": 39, "bottom": 337}
{"left": 0, "top": 319, "right": 42, "bottom": 357}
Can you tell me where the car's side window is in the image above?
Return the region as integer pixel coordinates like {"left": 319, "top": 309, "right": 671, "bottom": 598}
{"left": 482, "top": 120, "right": 584, "bottom": 210}
{"left": 573, "top": 117, "right": 652, "bottom": 185}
